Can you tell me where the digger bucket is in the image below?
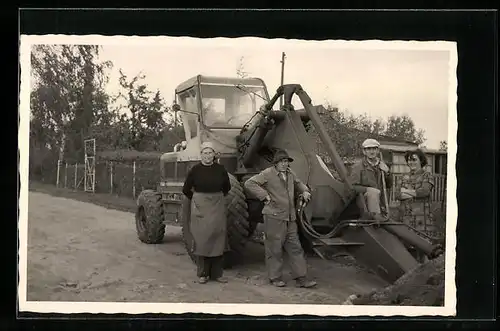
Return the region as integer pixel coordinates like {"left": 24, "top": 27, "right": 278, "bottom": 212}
{"left": 339, "top": 224, "right": 421, "bottom": 283}
{"left": 382, "top": 223, "right": 437, "bottom": 256}
{"left": 319, "top": 218, "right": 440, "bottom": 283}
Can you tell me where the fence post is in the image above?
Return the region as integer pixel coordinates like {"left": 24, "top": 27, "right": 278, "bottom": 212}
{"left": 56, "top": 159, "right": 61, "bottom": 187}
{"left": 132, "top": 161, "right": 136, "bottom": 199}
{"left": 74, "top": 163, "right": 78, "bottom": 190}
{"left": 110, "top": 161, "right": 114, "bottom": 195}
{"left": 64, "top": 162, "right": 68, "bottom": 188}
{"left": 389, "top": 174, "right": 394, "bottom": 203}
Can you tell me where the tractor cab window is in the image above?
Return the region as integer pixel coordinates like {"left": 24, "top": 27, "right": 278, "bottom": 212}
{"left": 202, "top": 98, "right": 226, "bottom": 127}
{"left": 200, "top": 83, "right": 267, "bottom": 128}
{"left": 177, "top": 89, "right": 199, "bottom": 139}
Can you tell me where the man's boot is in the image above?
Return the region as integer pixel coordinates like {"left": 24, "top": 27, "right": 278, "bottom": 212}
{"left": 214, "top": 276, "right": 228, "bottom": 283}
{"left": 270, "top": 279, "right": 286, "bottom": 287}
{"left": 295, "top": 277, "right": 317, "bottom": 288}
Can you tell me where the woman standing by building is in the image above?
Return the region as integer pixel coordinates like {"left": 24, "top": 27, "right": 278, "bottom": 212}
{"left": 397, "top": 149, "right": 435, "bottom": 235}
{"left": 182, "top": 142, "right": 231, "bottom": 284}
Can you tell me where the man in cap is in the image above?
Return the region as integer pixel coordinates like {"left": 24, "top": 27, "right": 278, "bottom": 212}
{"left": 244, "top": 149, "right": 317, "bottom": 288}
{"left": 348, "top": 138, "right": 393, "bottom": 222}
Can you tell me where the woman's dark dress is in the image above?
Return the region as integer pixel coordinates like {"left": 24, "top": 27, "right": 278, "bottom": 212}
{"left": 182, "top": 162, "right": 231, "bottom": 279}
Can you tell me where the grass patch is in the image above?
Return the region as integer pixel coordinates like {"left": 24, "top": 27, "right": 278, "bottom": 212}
{"left": 29, "top": 181, "right": 137, "bottom": 214}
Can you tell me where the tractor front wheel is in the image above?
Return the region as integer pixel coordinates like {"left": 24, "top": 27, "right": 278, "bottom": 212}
{"left": 135, "top": 190, "right": 166, "bottom": 244}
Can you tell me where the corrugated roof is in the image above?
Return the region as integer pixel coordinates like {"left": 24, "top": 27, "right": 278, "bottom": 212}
{"left": 380, "top": 144, "right": 447, "bottom": 155}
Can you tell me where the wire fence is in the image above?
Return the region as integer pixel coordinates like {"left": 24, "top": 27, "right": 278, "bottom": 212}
{"left": 39, "top": 159, "right": 447, "bottom": 206}
{"left": 47, "top": 159, "right": 160, "bottom": 199}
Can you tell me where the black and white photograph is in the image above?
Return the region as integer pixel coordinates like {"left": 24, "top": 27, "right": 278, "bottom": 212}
{"left": 18, "top": 34, "right": 457, "bottom": 316}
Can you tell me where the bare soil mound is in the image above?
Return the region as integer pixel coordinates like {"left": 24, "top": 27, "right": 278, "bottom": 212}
{"left": 348, "top": 254, "right": 445, "bottom": 306}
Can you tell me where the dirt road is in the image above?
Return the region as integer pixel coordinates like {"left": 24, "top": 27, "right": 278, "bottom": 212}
{"left": 26, "top": 191, "right": 387, "bottom": 304}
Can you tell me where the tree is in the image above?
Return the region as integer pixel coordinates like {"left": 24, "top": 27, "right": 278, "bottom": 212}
{"left": 308, "top": 105, "right": 372, "bottom": 161}
{"left": 29, "top": 44, "right": 186, "bottom": 183}
{"left": 112, "top": 70, "right": 181, "bottom": 151}
{"left": 236, "top": 56, "right": 249, "bottom": 79}
{"left": 372, "top": 118, "right": 386, "bottom": 136}
{"left": 439, "top": 140, "right": 448, "bottom": 151}
{"left": 308, "top": 102, "right": 428, "bottom": 170}
{"left": 384, "top": 114, "right": 426, "bottom": 145}
{"left": 30, "top": 44, "right": 113, "bottom": 165}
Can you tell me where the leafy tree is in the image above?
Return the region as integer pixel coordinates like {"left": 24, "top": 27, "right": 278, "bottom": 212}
{"left": 308, "top": 105, "right": 369, "bottom": 162}
{"left": 439, "top": 140, "right": 448, "bottom": 151}
{"left": 112, "top": 70, "right": 183, "bottom": 151}
{"left": 308, "top": 102, "right": 428, "bottom": 172}
{"left": 30, "top": 44, "right": 113, "bottom": 168}
{"left": 372, "top": 118, "right": 386, "bottom": 136}
{"left": 385, "top": 114, "right": 426, "bottom": 145}
{"left": 236, "top": 56, "right": 249, "bottom": 79}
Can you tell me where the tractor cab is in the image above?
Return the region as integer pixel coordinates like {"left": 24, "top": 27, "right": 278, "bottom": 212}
{"left": 172, "top": 75, "right": 270, "bottom": 156}
{"left": 159, "top": 75, "right": 270, "bottom": 181}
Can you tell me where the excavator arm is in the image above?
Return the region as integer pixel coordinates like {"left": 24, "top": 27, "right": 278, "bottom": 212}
{"left": 282, "top": 84, "right": 352, "bottom": 188}
{"left": 236, "top": 84, "right": 350, "bottom": 182}
{"left": 236, "top": 83, "right": 443, "bottom": 283}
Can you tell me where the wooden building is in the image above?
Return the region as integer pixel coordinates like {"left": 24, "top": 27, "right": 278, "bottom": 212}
{"left": 377, "top": 142, "right": 448, "bottom": 205}
{"left": 338, "top": 134, "right": 448, "bottom": 205}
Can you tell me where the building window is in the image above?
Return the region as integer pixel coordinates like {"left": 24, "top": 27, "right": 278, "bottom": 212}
{"left": 433, "top": 154, "right": 447, "bottom": 175}
{"left": 391, "top": 153, "right": 410, "bottom": 174}
{"left": 426, "top": 155, "right": 433, "bottom": 172}
{"left": 434, "top": 155, "right": 441, "bottom": 174}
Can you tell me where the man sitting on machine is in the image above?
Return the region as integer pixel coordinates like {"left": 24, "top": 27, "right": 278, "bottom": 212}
{"left": 348, "top": 138, "right": 392, "bottom": 223}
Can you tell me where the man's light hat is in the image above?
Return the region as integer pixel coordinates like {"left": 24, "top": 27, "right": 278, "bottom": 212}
{"left": 362, "top": 138, "right": 380, "bottom": 149}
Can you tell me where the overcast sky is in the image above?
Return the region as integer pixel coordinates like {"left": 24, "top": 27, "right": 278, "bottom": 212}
{"left": 96, "top": 37, "right": 454, "bottom": 149}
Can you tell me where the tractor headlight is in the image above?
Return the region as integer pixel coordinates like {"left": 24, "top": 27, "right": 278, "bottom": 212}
{"left": 159, "top": 181, "right": 167, "bottom": 187}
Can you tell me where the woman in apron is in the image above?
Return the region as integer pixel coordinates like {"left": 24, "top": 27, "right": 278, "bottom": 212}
{"left": 182, "top": 142, "right": 231, "bottom": 284}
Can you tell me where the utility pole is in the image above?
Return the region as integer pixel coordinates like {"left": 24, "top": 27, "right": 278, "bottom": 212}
{"left": 280, "top": 52, "right": 286, "bottom": 109}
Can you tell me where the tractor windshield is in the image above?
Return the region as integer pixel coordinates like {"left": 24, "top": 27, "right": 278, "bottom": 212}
{"left": 200, "top": 83, "right": 268, "bottom": 128}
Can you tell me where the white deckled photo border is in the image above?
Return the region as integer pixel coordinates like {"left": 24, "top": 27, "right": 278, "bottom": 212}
{"left": 18, "top": 34, "right": 458, "bottom": 317}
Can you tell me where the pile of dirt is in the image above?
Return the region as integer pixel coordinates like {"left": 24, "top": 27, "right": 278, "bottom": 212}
{"left": 346, "top": 254, "right": 445, "bottom": 306}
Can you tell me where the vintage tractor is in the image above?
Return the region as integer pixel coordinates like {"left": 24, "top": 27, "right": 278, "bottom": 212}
{"left": 135, "top": 75, "right": 443, "bottom": 283}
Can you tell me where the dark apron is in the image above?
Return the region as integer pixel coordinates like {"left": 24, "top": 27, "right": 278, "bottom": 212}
{"left": 190, "top": 191, "right": 228, "bottom": 257}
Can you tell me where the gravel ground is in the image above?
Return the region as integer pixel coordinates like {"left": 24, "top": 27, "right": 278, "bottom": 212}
{"left": 25, "top": 188, "right": 388, "bottom": 304}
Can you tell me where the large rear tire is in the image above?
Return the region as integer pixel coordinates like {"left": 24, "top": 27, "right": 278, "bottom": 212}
{"left": 224, "top": 173, "right": 252, "bottom": 267}
{"left": 135, "top": 190, "right": 166, "bottom": 244}
{"left": 180, "top": 196, "right": 197, "bottom": 263}
{"left": 180, "top": 173, "right": 253, "bottom": 268}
